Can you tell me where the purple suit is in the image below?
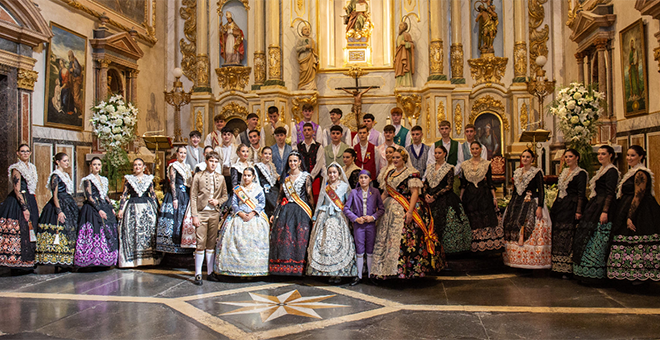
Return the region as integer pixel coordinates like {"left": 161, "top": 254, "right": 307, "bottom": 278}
{"left": 343, "top": 186, "right": 385, "bottom": 254}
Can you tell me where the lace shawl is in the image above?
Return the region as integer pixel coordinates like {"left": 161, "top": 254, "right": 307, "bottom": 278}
{"left": 8, "top": 161, "right": 37, "bottom": 194}
{"left": 47, "top": 169, "right": 73, "bottom": 194}
{"left": 589, "top": 164, "right": 619, "bottom": 199}
{"left": 557, "top": 167, "right": 588, "bottom": 199}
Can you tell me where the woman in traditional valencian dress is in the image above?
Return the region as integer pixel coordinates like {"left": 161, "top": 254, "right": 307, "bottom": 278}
{"left": 75, "top": 157, "right": 118, "bottom": 267}
{"left": 502, "top": 149, "right": 552, "bottom": 269}
{"left": 36, "top": 153, "right": 79, "bottom": 267}
{"left": 377, "top": 146, "right": 397, "bottom": 186}
{"left": 215, "top": 167, "right": 270, "bottom": 276}
{"left": 460, "top": 142, "right": 503, "bottom": 253}
{"left": 269, "top": 151, "right": 314, "bottom": 275}
{"left": 231, "top": 144, "right": 253, "bottom": 190}
{"left": 307, "top": 162, "right": 357, "bottom": 282}
{"left": 372, "top": 149, "right": 444, "bottom": 279}
{"left": 573, "top": 145, "right": 619, "bottom": 281}
{"left": 423, "top": 145, "right": 471, "bottom": 255}
{"left": 157, "top": 146, "right": 193, "bottom": 254}
{"left": 117, "top": 158, "right": 161, "bottom": 268}
{"left": 551, "top": 149, "right": 588, "bottom": 275}
{"left": 343, "top": 148, "right": 362, "bottom": 189}
{"left": 607, "top": 145, "right": 660, "bottom": 283}
{"left": 0, "top": 144, "right": 38, "bottom": 269}
{"left": 254, "top": 147, "right": 280, "bottom": 218}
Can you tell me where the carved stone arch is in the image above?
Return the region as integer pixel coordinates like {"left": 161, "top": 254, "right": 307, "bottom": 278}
{"left": 0, "top": 0, "right": 52, "bottom": 48}
{"left": 220, "top": 101, "right": 249, "bottom": 122}
{"left": 469, "top": 95, "right": 510, "bottom": 131}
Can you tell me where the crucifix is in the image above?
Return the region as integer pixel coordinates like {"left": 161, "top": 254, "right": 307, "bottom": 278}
{"left": 335, "top": 67, "right": 380, "bottom": 128}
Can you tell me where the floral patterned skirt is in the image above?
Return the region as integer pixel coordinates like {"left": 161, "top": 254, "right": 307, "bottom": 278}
{"left": 74, "top": 202, "right": 118, "bottom": 267}
{"left": 306, "top": 210, "right": 357, "bottom": 277}
{"left": 502, "top": 197, "right": 552, "bottom": 269}
{"left": 0, "top": 191, "right": 38, "bottom": 268}
{"left": 118, "top": 197, "right": 161, "bottom": 268}
{"left": 269, "top": 202, "right": 312, "bottom": 276}
{"left": 36, "top": 194, "right": 79, "bottom": 266}
{"left": 215, "top": 213, "right": 270, "bottom": 276}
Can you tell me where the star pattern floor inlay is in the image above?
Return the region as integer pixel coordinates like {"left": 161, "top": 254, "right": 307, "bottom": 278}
{"left": 220, "top": 289, "right": 348, "bottom": 322}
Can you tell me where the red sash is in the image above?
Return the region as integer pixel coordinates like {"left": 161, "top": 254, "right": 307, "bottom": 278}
{"left": 386, "top": 183, "right": 437, "bottom": 256}
{"left": 212, "top": 131, "right": 221, "bottom": 148}
{"left": 233, "top": 185, "right": 269, "bottom": 221}
{"left": 284, "top": 176, "right": 313, "bottom": 218}
{"left": 325, "top": 185, "right": 344, "bottom": 210}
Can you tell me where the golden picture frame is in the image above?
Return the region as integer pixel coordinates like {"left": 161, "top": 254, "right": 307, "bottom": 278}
{"left": 619, "top": 19, "right": 648, "bottom": 118}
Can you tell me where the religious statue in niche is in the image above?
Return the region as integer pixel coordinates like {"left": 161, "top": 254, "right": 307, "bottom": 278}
{"left": 475, "top": 0, "right": 498, "bottom": 55}
{"left": 394, "top": 21, "right": 415, "bottom": 88}
{"left": 343, "top": 0, "right": 373, "bottom": 40}
{"left": 296, "top": 23, "right": 319, "bottom": 91}
{"left": 219, "top": 11, "right": 245, "bottom": 66}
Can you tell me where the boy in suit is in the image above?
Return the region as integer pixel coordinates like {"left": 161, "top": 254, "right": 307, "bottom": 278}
{"left": 190, "top": 152, "right": 228, "bottom": 285}
{"left": 270, "top": 126, "right": 291, "bottom": 175}
{"left": 185, "top": 130, "right": 205, "bottom": 171}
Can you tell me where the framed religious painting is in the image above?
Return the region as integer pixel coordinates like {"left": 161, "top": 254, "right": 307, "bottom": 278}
{"left": 92, "top": 0, "right": 148, "bottom": 26}
{"left": 474, "top": 112, "right": 503, "bottom": 160}
{"left": 44, "top": 23, "right": 87, "bottom": 131}
{"left": 619, "top": 19, "right": 648, "bottom": 118}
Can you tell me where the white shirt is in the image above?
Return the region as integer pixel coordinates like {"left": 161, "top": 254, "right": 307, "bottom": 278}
{"left": 393, "top": 124, "right": 412, "bottom": 147}
{"left": 358, "top": 142, "right": 369, "bottom": 161}
{"left": 362, "top": 188, "right": 369, "bottom": 217}
{"left": 215, "top": 143, "right": 237, "bottom": 171}
{"left": 410, "top": 142, "right": 435, "bottom": 180}
{"left": 352, "top": 129, "right": 385, "bottom": 147}
{"left": 322, "top": 124, "right": 352, "bottom": 146}
{"left": 204, "top": 130, "right": 236, "bottom": 147}
{"left": 291, "top": 120, "right": 324, "bottom": 146}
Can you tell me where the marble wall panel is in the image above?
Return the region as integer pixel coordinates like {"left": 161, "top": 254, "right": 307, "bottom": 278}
{"left": 0, "top": 68, "right": 18, "bottom": 195}
{"left": 33, "top": 143, "right": 52, "bottom": 208}
{"left": 56, "top": 144, "right": 74, "bottom": 181}
{"left": 647, "top": 133, "right": 660, "bottom": 204}
{"left": 617, "top": 137, "right": 629, "bottom": 172}
{"left": 76, "top": 146, "right": 91, "bottom": 193}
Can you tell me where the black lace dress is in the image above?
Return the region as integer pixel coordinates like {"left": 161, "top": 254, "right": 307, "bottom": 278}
{"left": 118, "top": 175, "right": 161, "bottom": 268}
{"left": 36, "top": 172, "right": 79, "bottom": 266}
{"left": 255, "top": 162, "right": 280, "bottom": 218}
{"left": 572, "top": 166, "right": 619, "bottom": 280}
{"left": 550, "top": 168, "right": 587, "bottom": 274}
{"left": 157, "top": 163, "right": 192, "bottom": 254}
{"left": 0, "top": 165, "right": 38, "bottom": 268}
{"left": 607, "top": 167, "right": 660, "bottom": 281}
{"left": 460, "top": 160, "right": 503, "bottom": 253}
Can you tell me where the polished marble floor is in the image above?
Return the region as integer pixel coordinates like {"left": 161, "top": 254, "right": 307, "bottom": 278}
{"left": 1, "top": 265, "right": 660, "bottom": 339}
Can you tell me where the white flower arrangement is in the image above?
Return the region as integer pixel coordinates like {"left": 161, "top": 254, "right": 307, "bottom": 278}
{"left": 90, "top": 94, "right": 138, "bottom": 168}
{"left": 550, "top": 83, "right": 604, "bottom": 145}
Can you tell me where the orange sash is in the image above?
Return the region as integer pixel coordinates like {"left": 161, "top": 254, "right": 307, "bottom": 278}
{"left": 386, "top": 184, "right": 438, "bottom": 256}
{"left": 325, "top": 185, "right": 344, "bottom": 210}
{"left": 233, "top": 185, "right": 269, "bottom": 221}
{"left": 284, "top": 176, "right": 313, "bottom": 218}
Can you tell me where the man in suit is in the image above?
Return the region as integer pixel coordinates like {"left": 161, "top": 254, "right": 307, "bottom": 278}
{"left": 354, "top": 124, "right": 377, "bottom": 181}
{"left": 238, "top": 113, "right": 261, "bottom": 147}
{"left": 185, "top": 130, "right": 205, "bottom": 171}
{"left": 321, "top": 108, "right": 352, "bottom": 146}
{"left": 270, "top": 126, "right": 291, "bottom": 175}
{"left": 190, "top": 151, "right": 228, "bottom": 285}
{"left": 247, "top": 129, "right": 262, "bottom": 163}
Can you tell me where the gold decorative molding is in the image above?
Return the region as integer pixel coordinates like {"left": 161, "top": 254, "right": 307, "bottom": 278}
{"left": 396, "top": 93, "right": 422, "bottom": 127}
{"left": 220, "top": 102, "right": 249, "bottom": 121}
{"left": 195, "top": 54, "right": 210, "bottom": 88}
{"left": 17, "top": 68, "right": 38, "bottom": 91}
{"left": 426, "top": 102, "right": 431, "bottom": 140}
{"left": 179, "top": 0, "right": 197, "bottom": 82}
{"left": 454, "top": 103, "right": 462, "bottom": 135}
{"left": 529, "top": 0, "right": 549, "bottom": 76}
{"left": 450, "top": 43, "right": 464, "bottom": 79}
{"left": 437, "top": 100, "right": 446, "bottom": 126}
{"left": 268, "top": 45, "right": 282, "bottom": 80}
{"left": 655, "top": 47, "right": 660, "bottom": 73}
{"left": 567, "top": 0, "right": 606, "bottom": 27}
{"left": 429, "top": 39, "right": 444, "bottom": 75}
{"left": 291, "top": 94, "right": 318, "bottom": 122}
{"left": 467, "top": 55, "right": 508, "bottom": 86}
{"left": 215, "top": 66, "right": 252, "bottom": 92}
{"left": 514, "top": 41, "right": 527, "bottom": 78}
{"left": 253, "top": 51, "right": 266, "bottom": 85}
{"left": 217, "top": 0, "right": 250, "bottom": 12}
{"left": 195, "top": 108, "right": 204, "bottom": 133}
{"left": 469, "top": 95, "right": 510, "bottom": 131}
{"left": 520, "top": 102, "right": 528, "bottom": 131}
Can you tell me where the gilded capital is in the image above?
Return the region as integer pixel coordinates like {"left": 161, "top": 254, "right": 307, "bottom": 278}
{"left": 215, "top": 66, "right": 251, "bottom": 92}
{"left": 253, "top": 51, "right": 266, "bottom": 85}
{"left": 575, "top": 52, "right": 585, "bottom": 63}
{"left": 467, "top": 55, "right": 508, "bottom": 86}
{"left": 450, "top": 43, "right": 464, "bottom": 79}
{"left": 268, "top": 46, "right": 282, "bottom": 80}
{"left": 429, "top": 40, "right": 444, "bottom": 75}
{"left": 195, "top": 54, "right": 210, "bottom": 88}
{"left": 17, "top": 69, "right": 38, "bottom": 91}
{"left": 594, "top": 38, "right": 609, "bottom": 51}
{"left": 513, "top": 41, "right": 527, "bottom": 78}
{"left": 96, "top": 59, "right": 111, "bottom": 68}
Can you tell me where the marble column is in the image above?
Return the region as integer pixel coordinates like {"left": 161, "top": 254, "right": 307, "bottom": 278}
{"left": 130, "top": 70, "right": 139, "bottom": 105}
{"left": 575, "top": 52, "right": 584, "bottom": 84}
{"left": 266, "top": 0, "right": 283, "bottom": 86}
{"left": 595, "top": 38, "right": 608, "bottom": 95}
{"left": 428, "top": 0, "right": 446, "bottom": 80}
{"left": 96, "top": 59, "right": 110, "bottom": 100}
{"left": 195, "top": 0, "right": 210, "bottom": 91}
{"left": 253, "top": 0, "right": 266, "bottom": 87}
{"left": 513, "top": 0, "right": 527, "bottom": 82}
{"left": 450, "top": 0, "right": 464, "bottom": 83}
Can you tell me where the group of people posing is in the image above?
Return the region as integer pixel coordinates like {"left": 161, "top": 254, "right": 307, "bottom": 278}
{"left": 1, "top": 105, "right": 658, "bottom": 288}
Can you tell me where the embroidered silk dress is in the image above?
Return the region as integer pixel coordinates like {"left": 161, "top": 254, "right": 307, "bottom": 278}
{"left": 550, "top": 167, "right": 588, "bottom": 273}
{"left": 572, "top": 165, "right": 619, "bottom": 280}
{"left": 36, "top": 170, "right": 79, "bottom": 266}
{"left": 215, "top": 182, "right": 270, "bottom": 276}
{"left": 460, "top": 159, "right": 504, "bottom": 253}
{"left": 157, "top": 161, "right": 193, "bottom": 254}
{"left": 502, "top": 167, "right": 552, "bottom": 269}
{"left": 270, "top": 171, "right": 314, "bottom": 275}
{"left": 307, "top": 180, "right": 358, "bottom": 277}
{"left": 74, "top": 174, "right": 118, "bottom": 267}
{"left": 117, "top": 174, "right": 161, "bottom": 268}
{"left": 0, "top": 162, "right": 38, "bottom": 268}
{"left": 371, "top": 167, "right": 445, "bottom": 279}
{"left": 424, "top": 163, "right": 471, "bottom": 254}
{"left": 607, "top": 165, "right": 660, "bottom": 281}
{"left": 255, "top": 162, "right": 280, "bottom": 218}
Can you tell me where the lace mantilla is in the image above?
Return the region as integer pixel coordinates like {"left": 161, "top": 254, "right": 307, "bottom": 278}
{"left": 8, "top": 161, "right": 37, "bottom": 194}
{"left": 285, "top": 171, "right": 311, "bottom": 199}
{"left": 387, "top": 166, "right": 421, "bottom": 189}
{"left": 344, "top": 163, "right": 361, "bottom": 177}
{"left": 617, "top": 164, "right": 656, "bottom": 199}
{"left": 513, "top": 167, "right": 542, "bottom": 196}
{"left": 81, "top": 174, "right": 109, "bottom": 199}
{"left": 589, "top": 164, "right": 619, "bottom": 199}
{"left": 170, "top": 161, "right": 192, "bottom": 182}
{"left": 232, "top": 160, "right": 253, "bottom": 173}
{"left": 255, "top": 162, "right": 277, "bottom": 186}
{"left": 461, "top": 159, "right": 490, "bottom": 188}
{"left": 557, "top": 167, "right": 588, "bottom": 199}
{"left": 425, "top": 162, "right": 454, "bottom": 188}
{"left": 47, "top": 169, "right": 73, "bottom": 194}
{"left": 124, "top": 174, "right": 154, "bottom": 197}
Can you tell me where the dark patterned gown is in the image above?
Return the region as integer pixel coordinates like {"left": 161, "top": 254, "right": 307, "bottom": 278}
{"left": 344, "top": 164, "right": 361, "bottom": 190}
{"left": 551, "top": 167, "right": 587, "bottom": 274}
{"left": 36, "top": 171, "right": 79, "bottom": 266}
{"left": 572, "top": 165, "right": 619, "bottom": 280}
{"left": 460, "top": 159, "right": 503, "bottom": 253}
{"left": 255, "top": 162, "right": 280, "bottom": 218}
{"left": 118, "top": 174, "right": 161, "bottom": 268}
{"left": 424, "top": 163, "right": 471, "bottom": 254}
{"left": 371, "top": 167, "right": 445, "bottom": 279}
{"left": 157, "top": 162, "right": 193, "bottom": 254}
{"left": 607, "top": 166, "right": 660, "bottom": 281}
{"left": 269, "top": 172, "right": 313, "bottom": 275}
{"left": 0, "top": 162, "right": 38, "bottom": 268}
{"left": 74, "top": 175, "right": 118, "bottom": 267}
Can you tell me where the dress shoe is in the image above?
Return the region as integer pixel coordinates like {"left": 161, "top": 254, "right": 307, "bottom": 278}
{"left": 193, "top": 274, "right": 203, "bottom": 286}
{"left": 349, "top": 276, "right": 361, "bottom": 286}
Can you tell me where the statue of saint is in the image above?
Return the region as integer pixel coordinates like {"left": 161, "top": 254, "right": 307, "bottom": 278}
{"left": 344, "top": 0, "right": 368, "bottom": 34}
{"left": 219, "top": 11, "right": 245, "bottom": 65}
{"left": 394, "top": 22, "right": 414, "bottom": 88}
{"left": 296, "top": 25, "right": 319, "bottom": 91}
{"left": 475, "top": 0, "right": 498, "bottom": 55}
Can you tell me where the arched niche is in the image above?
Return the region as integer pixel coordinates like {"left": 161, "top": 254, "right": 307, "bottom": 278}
{"left": 218, "top": 0, "right": 248, "bottom": 67}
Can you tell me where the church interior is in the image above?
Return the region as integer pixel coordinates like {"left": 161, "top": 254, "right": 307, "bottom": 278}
{"left": 2, "top": 0, "right": 660, "bottom": 339}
